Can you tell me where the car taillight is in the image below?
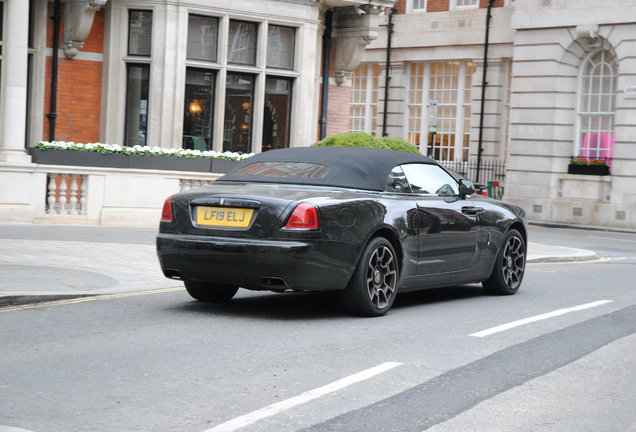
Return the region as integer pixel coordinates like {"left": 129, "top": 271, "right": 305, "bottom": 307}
{"left": 161, "top": 197, "right": 173, "bottom": 222}
{"left": 285, "top": 203, "right": 318, "bottom": 229}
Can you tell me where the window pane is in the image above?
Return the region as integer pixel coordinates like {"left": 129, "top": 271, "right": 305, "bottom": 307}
{"left": 402, "top": 164, "right": 459, "bottom": 196}
{"left": 125, "top": 64, "right": 150, "bottom": 146}
{"left": 183, "top": 68, "right": 215, "bottom": 151}
{"left": 412, "top": 0, "right": 426, "bottom": 10}
{"left": 0, "top": 1, "right": 4, "bottom": 48}
{"left": 578, "top": 50, "right": 616, "bottom": 163}
{"left": 224, "top": 73, "right": 254, "bottom": 153}
{"left": 407, "top": 63, "right": 425, "bottom": 150}
{"left": 267, "top": 25, "right": 294, "bottom": 69}
{"left": 430, "top": 62, "right": 461, "bottom": 160}
{"left": 228, "top": 21, "right": 257, "bottom": 66}
{"left": 235, "top": 162, "right": 328, "bottom": 178}
{"left": 263, "top": 77, "right": 292, "bottom": 151}
{"left": 128, "top": 10, "right": 152, "bottom": 56}
{"left": 187, "top": 15, "right": 218, "bottom": 62}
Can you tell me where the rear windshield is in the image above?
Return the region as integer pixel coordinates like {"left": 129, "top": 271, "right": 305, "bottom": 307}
{"left": 233, "top": 161, "right": 329, "bottom": 179}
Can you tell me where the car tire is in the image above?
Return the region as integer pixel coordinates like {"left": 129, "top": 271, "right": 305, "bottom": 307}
{"left": 483, "top": 228, "right": 526, "bottom": 295}
{"left": 184, "top": 280, "right": 239, "bottom": 302}
{"left": 339, "top": 237, "right": 399, "bottom": 317}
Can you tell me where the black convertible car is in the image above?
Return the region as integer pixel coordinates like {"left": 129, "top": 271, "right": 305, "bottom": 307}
{"left": 157, "top": 147, "right": 527, "bottom": 316}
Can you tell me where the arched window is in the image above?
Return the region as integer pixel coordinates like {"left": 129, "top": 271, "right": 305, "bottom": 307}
{"left": 577, "top": 50, "right": 617, "bottom": 165}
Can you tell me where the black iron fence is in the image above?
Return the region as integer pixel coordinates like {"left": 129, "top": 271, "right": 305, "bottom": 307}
{"left": 439, "top": 158, "right": 506, "bottom": 185}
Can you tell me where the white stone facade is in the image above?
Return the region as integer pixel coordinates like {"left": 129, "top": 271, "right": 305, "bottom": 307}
{"left": 360, "top": 0, "right": 636, "bottom": 229}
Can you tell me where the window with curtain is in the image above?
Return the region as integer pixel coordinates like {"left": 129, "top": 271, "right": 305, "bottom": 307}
{"left": 349, "top": 64, "right": 380, "bottom": 135}
{"left": 577, "top": 50, "right": 617, "bottom": 166}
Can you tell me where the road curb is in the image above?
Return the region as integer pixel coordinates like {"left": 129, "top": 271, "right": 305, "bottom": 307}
{"left": 527, "top": 254, "right": 601, "bottom": 264}
{"left": 0, "top": 293, "right": 98, "bottom": 308}
{"left": 529, "top": 221, "right": 636, "bottom": 234}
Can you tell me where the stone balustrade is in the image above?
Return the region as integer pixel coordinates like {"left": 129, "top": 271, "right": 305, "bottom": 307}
{"left": 0, "top": 163, "right": 223, "bottom": 226}
{"left": 179, "top": 178, "right": 214, "bottom": 192}
{"left": 46, "top": 173, "right": 88, "bottom": 215}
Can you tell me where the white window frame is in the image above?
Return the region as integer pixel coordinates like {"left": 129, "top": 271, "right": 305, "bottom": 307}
{"left": 451, "top": 0, "right": 479, "bottom": 10}
{"left": 575, "top": 49, "right": 617, "bottom": 163}
{"left": 123, "top": 8, "right": 154, "bottom": 147}
{"left": 405, "top": 61, "right": 476, "bottom": 161}
{"left": 407, "top": 0, "right": 427, "bottom": 13}
{"left": 349, "top": 64, "right": 379, "bottom": 135}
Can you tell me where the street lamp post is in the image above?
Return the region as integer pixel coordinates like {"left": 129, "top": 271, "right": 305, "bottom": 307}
{"left": 476, "top": 0, "right": 495, "bottom": 184}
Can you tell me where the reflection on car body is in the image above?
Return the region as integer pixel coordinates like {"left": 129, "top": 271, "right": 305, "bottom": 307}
{"left": 157, "top": 147, "right": 527, "bottom": 316}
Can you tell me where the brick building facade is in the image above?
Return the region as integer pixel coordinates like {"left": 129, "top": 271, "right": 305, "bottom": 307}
{"left": 1, "top": 0, "right": 394, "bottom": 157}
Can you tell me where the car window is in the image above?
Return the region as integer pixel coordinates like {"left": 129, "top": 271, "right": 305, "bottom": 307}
{"left": 234, "top": 161, "right": 329, "bottom": 178}
{"left": 384, "top": 166, "right": 411, "bottom": 194}
{"left": 401, "top": 163, "right": 460, "bottom": 196}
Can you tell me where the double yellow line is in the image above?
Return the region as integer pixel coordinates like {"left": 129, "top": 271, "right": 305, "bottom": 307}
{"left": 1, "top": 286, "right": 184, "bottom": 313}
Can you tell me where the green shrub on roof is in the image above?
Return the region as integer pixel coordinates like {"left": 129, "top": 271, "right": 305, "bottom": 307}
{"left": 313, "top": 132, "right": 420, "bottom": 154}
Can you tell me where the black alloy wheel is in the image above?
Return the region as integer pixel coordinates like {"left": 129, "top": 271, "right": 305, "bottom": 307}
{"left": 339, "top": 237, "right": 399, "bottom": 317}
{"left": 483, "top": 228, "right": 525, "bottom": 295}
{"left": 184, "top": 280, "right": 239, "bottom": 302}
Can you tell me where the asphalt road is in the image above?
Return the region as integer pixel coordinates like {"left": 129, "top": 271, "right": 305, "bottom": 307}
{"left": 2, "top": 225, "right": 636, "bottom": 432}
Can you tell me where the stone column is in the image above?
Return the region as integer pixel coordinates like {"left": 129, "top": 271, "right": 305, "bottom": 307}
{"left": 468, "top": 58, "right": 507, "bottom": 161}
{"left": 0, "top": 0, "right": 32, "bottom": 163}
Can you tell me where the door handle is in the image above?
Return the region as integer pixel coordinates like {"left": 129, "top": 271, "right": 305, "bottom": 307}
{"left": 462, "top": 206, "right": 485, "bottom": 216}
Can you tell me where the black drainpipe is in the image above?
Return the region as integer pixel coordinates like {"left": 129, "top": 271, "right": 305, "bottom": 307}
{"left": 476, "top": 0, "right": 495, "bottom": 183}
{"left": 319, "top": 9, "right": 334, "bottom": 141}
{"left": 47, "top": 0, "right": 62, "bottom": 142}
{"left": 382, "top": 7, "right": 397, "bottom": 137}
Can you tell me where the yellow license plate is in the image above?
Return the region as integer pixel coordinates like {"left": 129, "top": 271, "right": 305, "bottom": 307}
{"left": 196, "top": 207, "right": 254, "bottom": 227}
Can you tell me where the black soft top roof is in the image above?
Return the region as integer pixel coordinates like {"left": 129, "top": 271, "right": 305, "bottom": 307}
{"left": 218, "top": 147, "right": 437, "bottom": 192}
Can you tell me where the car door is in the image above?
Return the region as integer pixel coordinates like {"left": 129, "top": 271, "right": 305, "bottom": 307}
{"left": 401, "top": 163, "right": 481, "bottom": 275}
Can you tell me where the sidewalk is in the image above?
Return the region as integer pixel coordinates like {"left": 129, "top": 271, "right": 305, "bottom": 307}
{"left": 0, "top": 225, "right": 597, "bottom": 307}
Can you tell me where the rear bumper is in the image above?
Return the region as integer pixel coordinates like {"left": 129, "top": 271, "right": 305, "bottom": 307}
{"left": 156, "top": 233, "right": 360, "bottom": 291}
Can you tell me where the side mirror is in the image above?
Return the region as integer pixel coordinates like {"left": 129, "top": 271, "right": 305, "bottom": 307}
{"left": 458, "top": 179, "right": 475, "bottom": 199}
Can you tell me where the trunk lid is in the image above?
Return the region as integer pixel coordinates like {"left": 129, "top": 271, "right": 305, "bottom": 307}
{"left": 171, "top": 182, "right": 347, "bottom": 238}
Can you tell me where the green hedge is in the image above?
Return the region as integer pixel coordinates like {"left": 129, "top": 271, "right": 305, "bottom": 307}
{"left": 312, "top": 132, "right": 420, "bottom": 154}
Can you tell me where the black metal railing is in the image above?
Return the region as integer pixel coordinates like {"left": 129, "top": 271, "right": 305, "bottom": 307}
{"left": 439, "top": 158, "right": 506, "bottom": 185}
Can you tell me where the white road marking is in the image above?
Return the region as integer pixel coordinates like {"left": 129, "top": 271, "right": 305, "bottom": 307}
{"left": 587, "top": 235, "right": 636, "bottom": 243}
{"left": 202, "top": 362, "right": 402, "bottom": 432}
{"left": 470, "top": 300, "right": 614, "bottom": 338}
